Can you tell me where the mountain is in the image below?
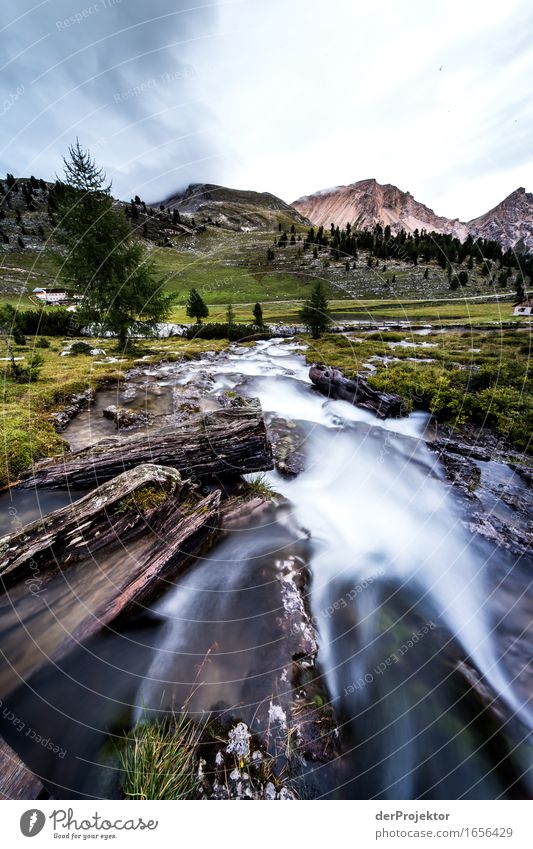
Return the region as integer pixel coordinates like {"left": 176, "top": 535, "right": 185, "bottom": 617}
{"left": 291, "top": 179, "right": 468, "bottom": 240}
{"left": 291, "top": 179, "right": 533, "bottom": 251}
{"left": 160, "top": 183, "right": 310, "bottom": 231}
{"left": 467, "top": 188, "right": 533, "bottom": 252}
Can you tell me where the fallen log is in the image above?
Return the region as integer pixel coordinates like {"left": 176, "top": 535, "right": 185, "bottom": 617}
{"left": 0, "top": 464, "right": 182, "bottom": 589}
{"left": 309, "top": 363, "right": 406, "bottom": 418}
{"left": 0, "top": 736, "right": 44, "bottom": 800}
{"left": 0, "top": 475, "right": 221, "bottom": 697}
{"left": 20, "top": 402, "right": 273, "bottom": 490}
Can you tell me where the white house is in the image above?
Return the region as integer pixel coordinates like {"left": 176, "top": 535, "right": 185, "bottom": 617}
{"left": 513, "top": 298, "right": 533, "bottom": 316}
{"left": 32, "top": 287, "right": 68, "bottom": 304}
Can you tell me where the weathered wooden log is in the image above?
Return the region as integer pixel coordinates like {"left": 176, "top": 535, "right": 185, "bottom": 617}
{"left": 0, "top": 736, "right": 44, "bottom": 800}
{"left": 20, "top": 402, "right": 273, "bottom": 490}
{"left": 309, "top": 363, "right": 406, "bottom": 418}
{"left": 0, "top": 482, "right": 221, "bottom": 697}
{"left": 0, "top": 464, "right": 182, "bottom": 589}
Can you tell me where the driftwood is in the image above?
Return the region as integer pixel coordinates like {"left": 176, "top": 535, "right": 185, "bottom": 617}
{"left": 0, "top": 471, "right": 221, "bottom": 697}
{"left": 0, "top": 736, "right": 44, "bottom": 800}
{"left": 0, "top": 464, "right": 182, "bottom": 589}
{"left": 21, "top": 404, "right": 273, "bottom": 490}
{"left": 309, "top": 363, "right": 405, "bottom": 418}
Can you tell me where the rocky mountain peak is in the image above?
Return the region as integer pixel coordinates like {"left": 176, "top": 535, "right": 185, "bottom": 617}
{"left": 291, "top": 179, "right": 533, "bottom": 251}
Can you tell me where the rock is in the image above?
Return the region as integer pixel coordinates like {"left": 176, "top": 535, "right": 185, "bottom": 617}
{"left": 90, "top": 348, "right": 105, "bottom": 356}
{"left": 103, "top": 404, "right": 151, "bottom": 430}
{"left": 431, "top": 438, "right": 491, "bottom": 462}
{"left": 52, "top": 388, "right": 95, "bottom": 432}
{"left": 198, "top": 721, "right": 296, "bottom": 800}
{"left": 268, "top": 417, "right": 307, "bottom": 477}
{"left": 309, "top": 363, "right": 406, "bottom": 418}
{"left": 437, "top": 451, "right": 480, "bottom": 498}
{"left": 427, "top": 423, "right": 533, "bottom": 555}
{"left": 455, "top": 661, "right": 513, "bottom": 727}
{"left": 69, "top": 341, "right": 93, "bottom": 355}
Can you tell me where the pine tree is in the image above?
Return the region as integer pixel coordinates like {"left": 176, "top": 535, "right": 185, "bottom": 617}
{"left": 226, "top": 303, "right": 235, "bottom": 326}
{"left": 54, "top": 140, "right": 173, "bottom": 349}
{"left": 515, "top": 274, "right": 526, "bottom": 304}
{"left": 300, "top": 282, "right": 331, "bottom": 339}
{"left": 186, "top": 288, "right": 209, "bottom": 323}
{"left": 253, "top": 302, "right": 263, "bottom": 327}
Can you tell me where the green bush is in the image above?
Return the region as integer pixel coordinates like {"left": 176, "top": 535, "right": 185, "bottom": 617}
{"left": 186, "top": 322, "right": 270, "bottom": 341}
{"left": 11, "top": 351, "right": 45, "bottom": 384}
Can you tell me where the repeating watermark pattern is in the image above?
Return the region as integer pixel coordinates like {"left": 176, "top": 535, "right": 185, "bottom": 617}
{"left": 0, "top": 699, "right": 67, "bottom": 759}
{"left": 343, "top": 621, "right": 437, "bottom": 696}
{"left": 56, "top": 0, "right": 122, "bottom": 31}
{"left": 323, "top": 568, "right": 386, "bottom": 618}
{"left": 114, "top": 66, "right": 198, "bottom": 104}
{"left": 0, "top": 85, "right": 25, "bottom": 118}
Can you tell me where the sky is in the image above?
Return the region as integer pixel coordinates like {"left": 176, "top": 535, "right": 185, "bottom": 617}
{"left": 0, "top": 0, "right": 532, "bottom": 220}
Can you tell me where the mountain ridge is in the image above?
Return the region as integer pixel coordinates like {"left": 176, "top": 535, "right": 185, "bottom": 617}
{"left": 291, "top": 179, "right": 532, "bottom": 251}
{"left": 160, "top": 182, "right": 310, "bottom": 231}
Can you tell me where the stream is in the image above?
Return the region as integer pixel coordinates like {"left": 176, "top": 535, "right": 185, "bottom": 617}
{"left": 0, "top": 338, "right": 532, "bottom": 799}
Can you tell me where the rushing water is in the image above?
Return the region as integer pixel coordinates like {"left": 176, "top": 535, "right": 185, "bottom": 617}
{"left": 0, "top": 338, "right": 531, "bottom": 799}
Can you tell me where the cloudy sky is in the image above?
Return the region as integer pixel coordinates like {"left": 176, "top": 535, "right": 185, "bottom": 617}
{"left": 1, "top": 0, "right": 532, "bottom": 220}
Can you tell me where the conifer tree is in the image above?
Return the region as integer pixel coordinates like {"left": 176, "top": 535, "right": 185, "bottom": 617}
{"left": 54, "top": 140, "right": 172, "bottom": 348}
{"left": 515, "top": 274, "right": 526, "bottom": 304}
{"left": 186, "top": 288, "right": 209, "bottom": 323}
{"left": 226, "top": 302, "right": 235, "bottom": 326}
{"left": 300, "top": 282, "right": 331, "bottom": 339}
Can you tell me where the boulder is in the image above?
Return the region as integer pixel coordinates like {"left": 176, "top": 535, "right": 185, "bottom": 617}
{"left": 103, "top": 404, "right": 151, "bottom": 430}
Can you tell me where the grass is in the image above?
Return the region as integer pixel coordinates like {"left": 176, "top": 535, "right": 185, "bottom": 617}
{"left": 245, "top": 473, "right": 277, "bottom": 499}
{"left": 2, "top": 220, "right": 514, "bottom": 315}
{"left": 120, "top": 714, "right": 202, "bottom": 800}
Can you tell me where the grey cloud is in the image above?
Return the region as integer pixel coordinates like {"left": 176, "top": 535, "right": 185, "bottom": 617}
{"left": 0, "top": 0, "right": 224, "bottom": 199}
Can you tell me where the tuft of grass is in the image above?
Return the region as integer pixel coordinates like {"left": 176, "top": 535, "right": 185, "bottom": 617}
{"left": 120, "top": 715, "right": 202, "bottom": 800}
{"left": 245, "top": 473, "right": 277, "bottom": 499}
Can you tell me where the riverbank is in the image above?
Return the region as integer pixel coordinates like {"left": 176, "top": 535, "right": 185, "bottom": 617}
{"left": 0, "top": 336, "right": 230, "bottom": 489}
{"left": 303, "top": 326, "right": 532, "bottom": 454}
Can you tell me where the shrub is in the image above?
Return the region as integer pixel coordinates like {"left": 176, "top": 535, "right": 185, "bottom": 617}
{"left": 185, "top": 322, "right": 270, "bottom": 342}
{"left": 11, "top": 351, "right": 44, "bottom": 384}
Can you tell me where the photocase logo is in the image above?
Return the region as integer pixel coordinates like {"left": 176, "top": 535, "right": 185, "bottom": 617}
{"left": 20, "top": 810, "right": 46, "bottom": 837}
